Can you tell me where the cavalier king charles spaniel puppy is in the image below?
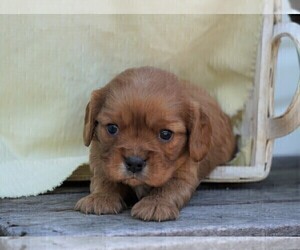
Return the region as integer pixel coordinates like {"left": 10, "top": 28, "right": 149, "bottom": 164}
{"left": 75, "top": 67, "right": 236, "bottom": 221}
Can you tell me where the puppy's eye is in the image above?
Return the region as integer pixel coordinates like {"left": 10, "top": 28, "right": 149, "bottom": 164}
{"left": 106, "top": 124, "right": 119, "bottom": 136}
{"left": 159, "top": 129, "right": 173, "bottom": 141}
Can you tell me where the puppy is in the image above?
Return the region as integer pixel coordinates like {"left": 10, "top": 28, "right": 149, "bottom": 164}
{"left": 75, "top": 67, "right": 236, "bottom": 221}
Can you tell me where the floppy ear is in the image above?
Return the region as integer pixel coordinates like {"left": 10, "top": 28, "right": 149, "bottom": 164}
{"left": 188, "top": 102, "right": 212, "bottom": 162}
{"left": 83, "top": 88, "right": 106, "bottom": 146}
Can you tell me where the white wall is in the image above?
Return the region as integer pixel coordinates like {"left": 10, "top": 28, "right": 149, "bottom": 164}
{"left": 273, "top": 37, "right": 300, "bottom": 156}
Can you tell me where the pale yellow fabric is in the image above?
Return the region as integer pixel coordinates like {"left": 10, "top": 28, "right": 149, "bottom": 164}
{"left": 0, "top": 11, "right": 263, "bottom": 197}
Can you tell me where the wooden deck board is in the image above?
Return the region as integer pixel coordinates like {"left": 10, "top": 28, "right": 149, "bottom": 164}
{"left": 0, "top": 157, "right": 299, "bottom": 236}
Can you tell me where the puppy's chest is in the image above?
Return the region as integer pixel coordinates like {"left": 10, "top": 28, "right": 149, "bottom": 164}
{"left": 133, "top": 185, "right": 152, "bottom": 200}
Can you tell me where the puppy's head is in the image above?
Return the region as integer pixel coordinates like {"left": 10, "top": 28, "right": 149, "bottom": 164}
{"left": 84, "top": 67, "right": 211, "bottom": 187}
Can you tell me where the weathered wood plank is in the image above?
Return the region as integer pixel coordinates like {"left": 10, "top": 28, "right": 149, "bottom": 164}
{"left": 2, "top": 200, "right": 300, "bottom": 236}
{"left": 0, "top": 157, "right": 299, "bottom": 236}
{"left": 1, "top": 236, "right": 300, "bottom": 250}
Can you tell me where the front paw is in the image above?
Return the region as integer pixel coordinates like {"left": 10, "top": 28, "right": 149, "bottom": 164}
{"left": 75, "top": 193, "right": 125, "bottom": 215}
{"left": 131, "top": 196, "right": 179, "bottom": 221}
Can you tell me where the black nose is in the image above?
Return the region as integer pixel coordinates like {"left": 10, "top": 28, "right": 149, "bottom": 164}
{"left": 124, "top": 156, "right": 146, "bottom": 173}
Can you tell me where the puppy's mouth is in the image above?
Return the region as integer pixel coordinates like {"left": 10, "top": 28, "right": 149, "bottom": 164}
{"left": 122, "top": 175, "right": 144, "bottom": 187}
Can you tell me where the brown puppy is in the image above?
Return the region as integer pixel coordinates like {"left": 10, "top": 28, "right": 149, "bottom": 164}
{"left": 75, "top": 67, "right": 236, "bottom": 221}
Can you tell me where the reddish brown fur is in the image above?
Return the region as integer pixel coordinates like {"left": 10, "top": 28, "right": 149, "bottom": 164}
{"left": 75, "top": 67, "right": 236, "bottom": 221}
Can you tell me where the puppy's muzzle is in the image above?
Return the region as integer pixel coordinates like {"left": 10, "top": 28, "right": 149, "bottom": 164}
{"left": 124, "top": 156, "right": 146, "bottom": 173}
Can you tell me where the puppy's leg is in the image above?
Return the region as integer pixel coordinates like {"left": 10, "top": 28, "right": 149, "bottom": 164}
{"left": 75, "top": 176, "right": 129, "bottom": 215}
{"left": 131, "top": 163, "right": 199, "bottom": 221}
